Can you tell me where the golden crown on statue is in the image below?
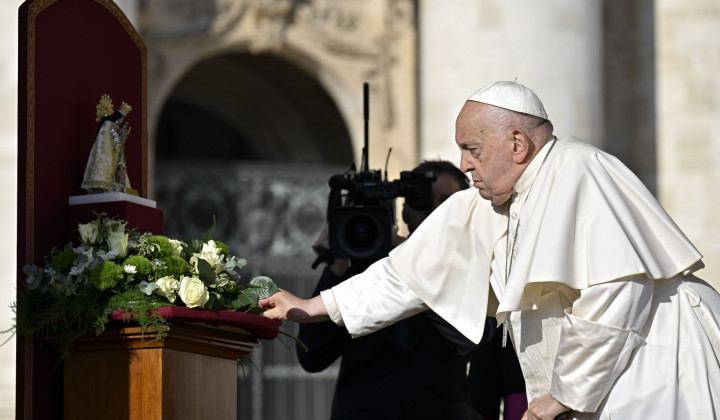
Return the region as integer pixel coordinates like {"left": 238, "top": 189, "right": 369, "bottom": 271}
{"left": 95, "top": 94, "right": 114, "bottom": 122}
{"left": 95, "top": 94, "right": 132, "bottom": 121}
{"left": 118, "top": 101, "right": 132, "bottom": 117}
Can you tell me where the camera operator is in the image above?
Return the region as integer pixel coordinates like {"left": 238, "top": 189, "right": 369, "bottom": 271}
{"left": 296, "top": 160, "right": 492, "bottom": 420}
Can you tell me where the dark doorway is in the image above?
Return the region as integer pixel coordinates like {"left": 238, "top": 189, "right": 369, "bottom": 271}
{"left": 155, "top": 52, "right": 353, "bottom": 164}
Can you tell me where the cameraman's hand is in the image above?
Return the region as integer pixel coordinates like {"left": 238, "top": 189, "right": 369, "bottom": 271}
{"left": 392, "top": 228, "right": 408, "bottom": 248}
{"left": 313, "top": 224, "right": 349, "bottom": 276}
{"left": 329, "top": 259, "right": 349, "bottom": 276}
{"left": 313, "top": 224, "right": 332, "bottom": 250}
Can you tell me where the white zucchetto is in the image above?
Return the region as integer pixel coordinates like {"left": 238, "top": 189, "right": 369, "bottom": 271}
{"left": 468, "top": 81, "right": 548, "bottom": 120}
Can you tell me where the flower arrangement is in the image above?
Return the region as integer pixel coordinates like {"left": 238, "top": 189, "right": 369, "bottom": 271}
{"left": 14, "top": 213, "right": 280, "bottom": 357}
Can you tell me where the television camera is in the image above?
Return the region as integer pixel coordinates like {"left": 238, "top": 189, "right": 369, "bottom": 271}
{"left": 320, "top": 83, "right": 436, "bottom": 264}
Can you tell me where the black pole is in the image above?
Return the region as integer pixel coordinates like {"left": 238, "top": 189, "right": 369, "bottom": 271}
{"left": 362, "top": 82, "right": 369, "bottom": 172}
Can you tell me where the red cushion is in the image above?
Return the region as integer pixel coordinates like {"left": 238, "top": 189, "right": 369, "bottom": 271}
{"left": 108, "top": 306, "right": 279, "bottom": 340}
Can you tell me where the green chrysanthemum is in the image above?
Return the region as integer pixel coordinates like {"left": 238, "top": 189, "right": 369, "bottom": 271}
{"left": 91, "top": 261, "right": 123, "bottom": 291}
{"left": 147, "top": 235, "right": 174, "bottom": 258}
{"left": 164, "top": 255, "right": 188, "bottom": 276}
{"left": 50, "top": 251, "right": 78, "bottom": 274}
{"left": 123, "top": 256, "right": 153, "bottom": 276}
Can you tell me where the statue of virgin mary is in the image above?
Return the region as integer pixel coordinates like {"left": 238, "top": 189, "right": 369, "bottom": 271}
{"left": 81, "top": 94, "right": 133, "bottom": 194}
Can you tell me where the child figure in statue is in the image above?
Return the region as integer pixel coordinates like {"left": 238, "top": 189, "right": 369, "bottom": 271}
{"left": 81, "top": 94, "right": 133, "bottom": 194}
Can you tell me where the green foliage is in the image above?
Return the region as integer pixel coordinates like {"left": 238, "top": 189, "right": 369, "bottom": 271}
{"left": 14, "top": 213, "right": 280, "bottom": 358}
{"left": 15, "top": 281, "right": 114, "bottom": 359}
{"left": 195, "top": 258, "right": 214, "bottom": 283}
{"left": 249, "top": 276, "right": 280, "bottom": 300}
{"left": 105, "top": 289, "right": 168, "bottom": 343}
{"left": 50, "top": 251, "right": 77, "bottom": 273}
{"left": 228, "top": 276, "right": 281, "bottom": 313}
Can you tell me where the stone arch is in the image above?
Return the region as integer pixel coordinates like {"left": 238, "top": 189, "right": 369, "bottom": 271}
{"left": 155, "top": 52, "right": 353, "bottom": 165}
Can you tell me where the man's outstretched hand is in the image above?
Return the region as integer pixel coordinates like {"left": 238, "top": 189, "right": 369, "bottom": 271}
{"left": 258, "top": 290, "right": 331, "bottom": 323}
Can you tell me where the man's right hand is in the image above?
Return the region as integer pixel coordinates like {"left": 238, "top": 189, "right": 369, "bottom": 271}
{"left": 258, "top": 290, "right": 330, "bottom": 323}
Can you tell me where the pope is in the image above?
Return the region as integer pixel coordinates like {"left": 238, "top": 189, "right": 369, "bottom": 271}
{"left": 259, "top": 81, "right": 720, "bottom": 420}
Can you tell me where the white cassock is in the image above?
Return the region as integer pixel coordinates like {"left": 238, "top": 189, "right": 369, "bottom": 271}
{"left": 320, "top": 137, "right": 720, "bottom": 419}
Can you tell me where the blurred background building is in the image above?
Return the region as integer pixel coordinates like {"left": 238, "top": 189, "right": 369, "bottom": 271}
{"left": 1, "top": 0, "right": 719, "bottom": 418}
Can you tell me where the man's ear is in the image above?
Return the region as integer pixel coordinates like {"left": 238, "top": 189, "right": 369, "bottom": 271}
{"left": 511, "top": 130, "right": 533, "bottom": 164}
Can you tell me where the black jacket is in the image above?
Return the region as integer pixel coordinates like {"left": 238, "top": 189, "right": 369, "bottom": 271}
{"left": 296, "top": 265, "right": 493, "bottom": 420}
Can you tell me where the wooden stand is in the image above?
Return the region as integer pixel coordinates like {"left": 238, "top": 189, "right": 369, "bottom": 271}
{"left": 64, "top": 323, "right": 260, "bottom": 420}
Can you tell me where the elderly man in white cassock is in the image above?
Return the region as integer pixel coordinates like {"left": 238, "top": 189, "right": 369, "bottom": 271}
{"left": 260, "top": 81, "right": 720, "bottom": 420}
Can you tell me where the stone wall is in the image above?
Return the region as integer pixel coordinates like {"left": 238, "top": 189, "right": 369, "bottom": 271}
{"left": 657, "top": 0, "right": 720, "bottom": 288}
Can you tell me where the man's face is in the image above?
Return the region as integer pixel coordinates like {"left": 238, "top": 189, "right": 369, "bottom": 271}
{"left": 402, "top": 173, "right": 462, "bottom": 233}
{"left": 430, "top": 173, "right": 462, "bottom": 209}
{"left": 455, "top": 102, "right": 518, "bottom": 205}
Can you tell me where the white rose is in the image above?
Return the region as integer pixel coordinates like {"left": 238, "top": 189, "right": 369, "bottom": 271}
{"left": 168, "top": 239, "right": 184, "bottom": 257}
{"left": 78, "top": 222, "right": 100, "bottom": 246}
{"left": 156, "top": 276, "right": 180, "bottom": 303}
{"left": 178, "top": 276, "right": 209, "bottom": 308}
{"left": 106, "top": 231, "right": 129, "bottom": 258}
{"left": 192, "top": 240, "right": 223, "bottom": 274}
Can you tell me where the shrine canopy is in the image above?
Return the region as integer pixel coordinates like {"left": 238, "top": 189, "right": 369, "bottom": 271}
{"left": 18, "top": 0, "right": 148, "bottom": 266}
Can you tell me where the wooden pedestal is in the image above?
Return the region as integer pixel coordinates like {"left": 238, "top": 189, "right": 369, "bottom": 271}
{"left": 64, "top": 323, "right": 260, "bottom": 420}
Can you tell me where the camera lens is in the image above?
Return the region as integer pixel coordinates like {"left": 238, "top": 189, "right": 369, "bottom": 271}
{"left": 329, "top": 206, "right": 392, "bottom": 260}
{"left": 343, "top": 214, "right": 380, "bottom": 251}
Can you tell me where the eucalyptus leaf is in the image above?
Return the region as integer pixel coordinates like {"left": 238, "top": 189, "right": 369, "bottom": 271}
{"left": 237, "top": 258, "right": 247, "bottom": 268}
{"left": 138, "top": 281, "right": 159, "bottom": 296}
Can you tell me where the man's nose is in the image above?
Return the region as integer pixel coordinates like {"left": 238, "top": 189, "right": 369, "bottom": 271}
{"left": 460, "top": 156, "right": 473, "bottom": 173}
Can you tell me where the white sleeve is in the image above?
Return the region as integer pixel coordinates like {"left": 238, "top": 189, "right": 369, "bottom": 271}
{"left": 550, "top": 277, "right": 652, "bottom": 412}
{"left": 320, "top": 257, "right": 428, "bottom": 337}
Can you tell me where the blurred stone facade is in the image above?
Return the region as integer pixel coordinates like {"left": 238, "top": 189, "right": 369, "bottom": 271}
{"left": 139, "top": 0, "right": 419, "bottom": 192}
